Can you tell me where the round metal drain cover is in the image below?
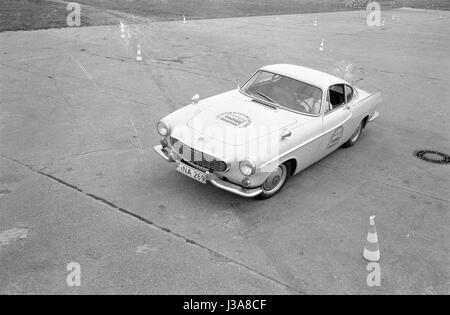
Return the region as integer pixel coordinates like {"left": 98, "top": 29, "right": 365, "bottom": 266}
{"left": 414, "top": 150, "right": 450, "bottom": 165}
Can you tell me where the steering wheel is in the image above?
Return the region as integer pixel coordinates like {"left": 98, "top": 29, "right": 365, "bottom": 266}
{"left": 299, "top": 99, "right": 315, "bottom": 113}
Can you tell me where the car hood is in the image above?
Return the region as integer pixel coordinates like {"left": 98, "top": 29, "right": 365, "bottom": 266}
{"left": 184, "top": 90, "right": 298, "bottom": 146}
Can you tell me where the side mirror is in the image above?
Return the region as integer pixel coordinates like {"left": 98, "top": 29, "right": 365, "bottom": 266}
{"left": 192, "top": 94, "right": 200, "bottom": 104}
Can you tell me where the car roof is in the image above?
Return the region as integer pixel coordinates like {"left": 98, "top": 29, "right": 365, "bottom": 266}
{"left": 260, "top": 64, "right": 349, "bottom": 90}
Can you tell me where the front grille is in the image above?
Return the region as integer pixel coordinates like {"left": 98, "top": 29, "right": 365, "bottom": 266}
{"left": 170, "top": 137, "right": 228, "bottom": 172}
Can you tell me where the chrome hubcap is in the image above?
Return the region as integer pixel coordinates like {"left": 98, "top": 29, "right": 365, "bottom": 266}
{"left": 351, "top": 124, "right": 362, "bottom": 142}
{"left": 263, "top": 165, "right": 287, "bottom": 194}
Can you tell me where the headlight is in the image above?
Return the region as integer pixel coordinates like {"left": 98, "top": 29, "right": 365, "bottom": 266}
{"left": 239, "top": 159, "right": 256, "bottom": 176}
{"left": 157, "top": 121, "right": 171, "bottom": 137}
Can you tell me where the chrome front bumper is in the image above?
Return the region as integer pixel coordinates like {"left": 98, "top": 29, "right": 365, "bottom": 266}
{"left": 154, "top": 145, "right": 262, "bottom": 198}
{"left": 154, "top": 144, "right": 174, "bottom": 162}
{"left": 205, "top": 172, "right": 263, "bottom": 198}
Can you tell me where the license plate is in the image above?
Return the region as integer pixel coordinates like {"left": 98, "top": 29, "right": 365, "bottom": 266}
{"left": 176, "top": 162, "right": 207, "bottom": 184}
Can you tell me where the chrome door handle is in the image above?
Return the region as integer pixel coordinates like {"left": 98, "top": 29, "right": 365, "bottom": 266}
{"left": 281, "top": 129, "right": 292, "bottom": 140}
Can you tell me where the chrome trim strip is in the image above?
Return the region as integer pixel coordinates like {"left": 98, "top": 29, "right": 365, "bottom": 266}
{"left": 206, "top": 172, "right": 262, "bottom": 198}
{"left": 154, "top": 145, "right": 174, "bottom": 162}
{"left": 261, "top": 112, "right": 353, "bottom": 168}
{"left": 281, "top": 106, "right": 321, "bottom": 117}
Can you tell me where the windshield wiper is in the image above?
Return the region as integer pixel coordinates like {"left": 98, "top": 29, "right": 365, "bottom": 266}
{"left": 239, "top": 88, "right": 279, "bottom": 109}
{"left": 256, "top": 92, "right": 278, "bottom": 106}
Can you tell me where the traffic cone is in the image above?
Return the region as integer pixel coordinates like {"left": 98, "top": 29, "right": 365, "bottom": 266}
{"left": 363, "top": 215, "right": 380, "bottom": 262}
{"left": 319, "top": 38, "right": 324, "bottom": 52}
{"left": 136, "top": 44, "right": 143, "bottom": 61}
{"left": 314, "top": 18, "right": 318, "bottom": 26}
{"left": 183, "top": 15, "right": 187, "bottom": 24}
{"left": 120, "top": 21, "right": 126, "bottom": 38}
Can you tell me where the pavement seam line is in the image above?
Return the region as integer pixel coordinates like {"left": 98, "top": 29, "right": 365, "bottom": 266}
{"left": 321, "top": 164, "right": 450, "bottom": 203}
{"left": 0, "top": 153, "right": 304, "bottom": 295}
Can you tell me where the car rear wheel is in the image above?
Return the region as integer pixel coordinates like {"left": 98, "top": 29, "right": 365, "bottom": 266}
{"left": 344, "top": 121, "right": 363, "bottom": 147}
{"left": 256, "top": 162, "right": 291, "bottom": 199}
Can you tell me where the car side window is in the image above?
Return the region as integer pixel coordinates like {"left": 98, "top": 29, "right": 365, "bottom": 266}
{"left": 326, "top": 84, "right": 346, "bottom": 113}
{"left": 345, "top": 85, "right": 353, "bottom": 103}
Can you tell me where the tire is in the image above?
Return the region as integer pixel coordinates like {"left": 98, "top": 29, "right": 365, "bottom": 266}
{"left": 343, "top": 121, "right": 363, "bottom": 147}
{"left": 256, "top": 162, "right": 291, "bottom": 200}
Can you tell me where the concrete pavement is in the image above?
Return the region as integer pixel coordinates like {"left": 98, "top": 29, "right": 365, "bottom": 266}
{"left": 0, "top": 8, "right": 449, "bottom": 294}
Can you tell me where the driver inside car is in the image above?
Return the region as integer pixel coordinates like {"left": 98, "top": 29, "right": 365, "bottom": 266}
{"left": 297, "top": 85, "right": 322, "bottom": 114}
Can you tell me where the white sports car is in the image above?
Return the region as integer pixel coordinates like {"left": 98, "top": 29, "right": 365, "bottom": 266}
{"left": 154, "top": 64, "right": 381, "bottom": 199}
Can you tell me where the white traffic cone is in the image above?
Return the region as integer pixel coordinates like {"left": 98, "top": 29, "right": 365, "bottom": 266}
{"left": 183, "top": 15, "right": 187, "bottom": 24}
{"left": 136, "top": 44, "right": 143, "bottom": 61}
{"left": 319, "top": 38, "right": 325, "bottom": 52}
{"left": 120, "top": 21, "right": 126, "bottom": 38}
{"left": 363, "top": 215, "right": 380, "bottom": 262}
{"left": 314, "top": 18, "right": 318, "bottom": 26}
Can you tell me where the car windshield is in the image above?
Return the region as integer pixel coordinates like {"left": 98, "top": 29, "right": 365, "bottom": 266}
{"left": 241, "top": 70, "right": 322, "bottom": 115}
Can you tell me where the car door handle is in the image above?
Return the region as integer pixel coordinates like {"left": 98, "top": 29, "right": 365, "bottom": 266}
{"left": 281, "top": 129, "right": 292, "bottom": 140}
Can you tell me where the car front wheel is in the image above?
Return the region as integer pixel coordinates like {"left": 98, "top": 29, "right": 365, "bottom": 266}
{"left": 256, "top": 162, "right": 291, "bottom": 199}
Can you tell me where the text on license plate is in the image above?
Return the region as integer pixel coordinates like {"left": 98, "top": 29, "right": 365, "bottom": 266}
{"left": 176, "top": 163, "right": 207, "bottom": 184}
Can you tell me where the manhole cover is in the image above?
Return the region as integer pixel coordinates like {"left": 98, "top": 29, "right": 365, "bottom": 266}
{"left": 414, "top": 150, "right": 450, "bottom": 165}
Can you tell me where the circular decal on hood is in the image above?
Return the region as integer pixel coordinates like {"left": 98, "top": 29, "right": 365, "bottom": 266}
{"left": 216, "top": 112, "right": 251, "bottom": 128}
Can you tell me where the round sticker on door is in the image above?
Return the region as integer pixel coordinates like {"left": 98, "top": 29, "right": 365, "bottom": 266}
{"left": 327, "top": 126, "right": 344, "bottom": 148}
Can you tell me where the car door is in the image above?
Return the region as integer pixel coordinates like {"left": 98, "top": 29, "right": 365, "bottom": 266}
{"left": 317, "top": 84, "right": 352, "bottom": 158}
{"left": 284, "top": 113, "right": 324, "bottom": 175}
